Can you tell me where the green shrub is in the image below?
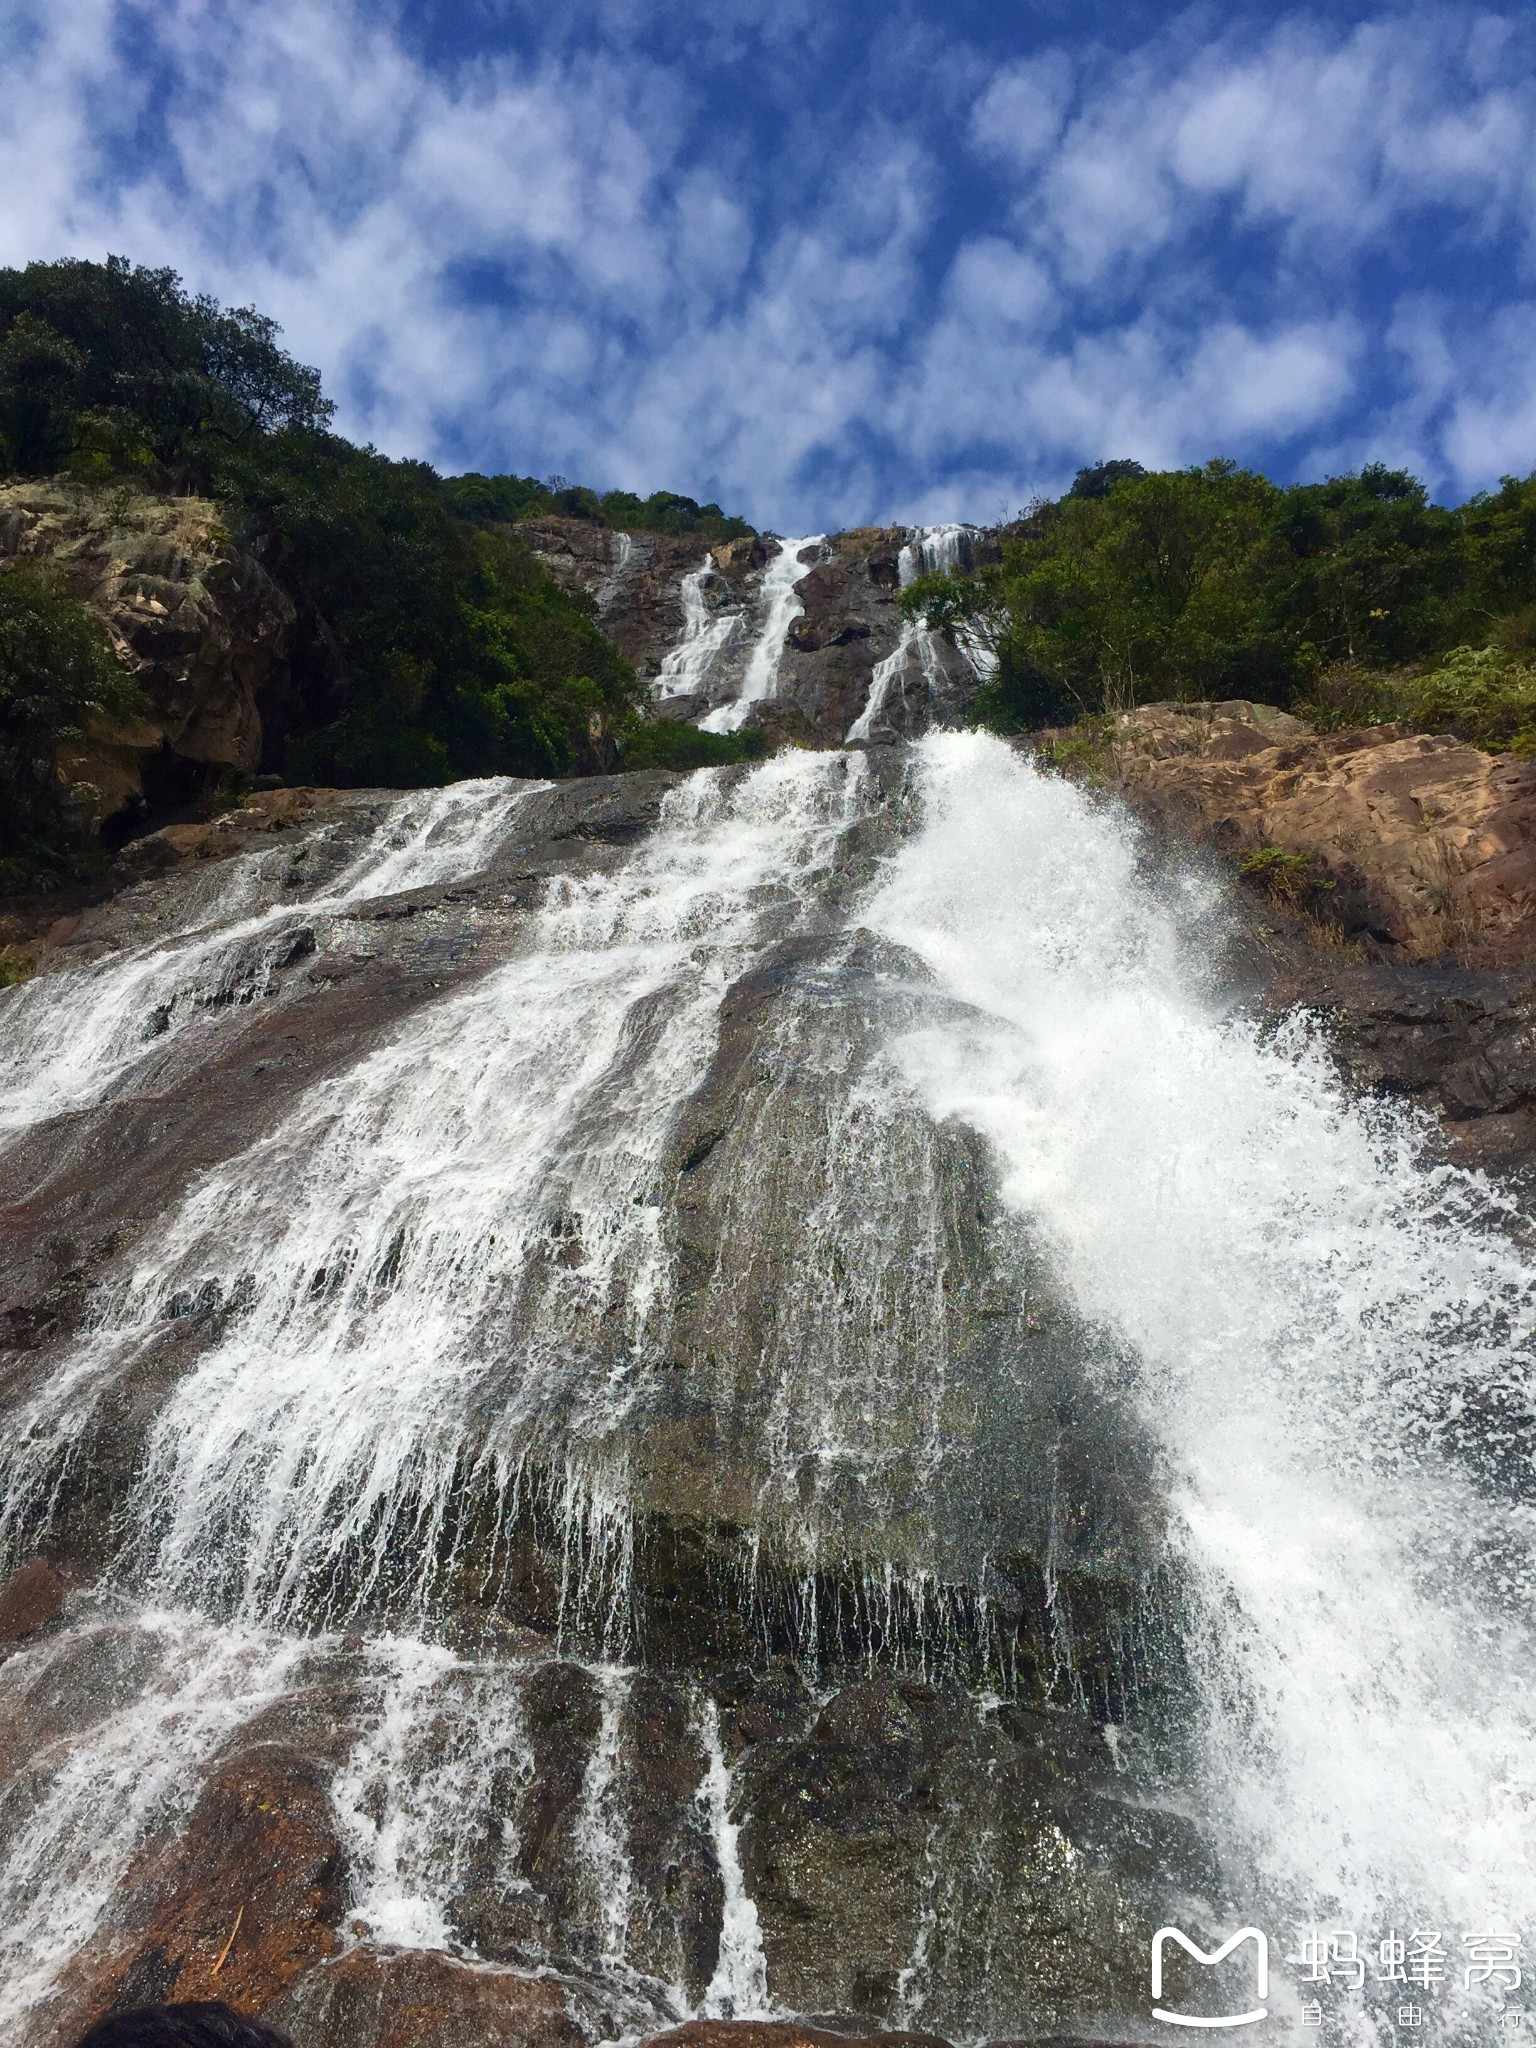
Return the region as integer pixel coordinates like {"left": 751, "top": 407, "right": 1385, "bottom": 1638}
{"left": 1401, "top": 645, "right": 1536, "bottom": 754}
{"left": 616, "top": 719, "right": 766, "bottom": 771}
{"left": 1237, "top": 845, "right": 1330, "bottom": 905}
{"left": 0, "top": 563, "right": 141, "bottom": 884}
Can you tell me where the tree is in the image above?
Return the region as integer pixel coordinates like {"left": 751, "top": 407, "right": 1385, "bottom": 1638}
{"left": 0, "top": 566, "right": 141, "bottom": 878}
{"left": 918, "top": 461, "right": 1285, "bottom": 725}
{"left": 0, "top": 256, "right": 331, "bottom": 480}
{"left": 1269, "top": 464, "right": 1465, "bottom": 669}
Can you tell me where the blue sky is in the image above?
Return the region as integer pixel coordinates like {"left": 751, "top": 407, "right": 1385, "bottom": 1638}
{"left": 3, "top": 0, "right": 1534, "bottom": 528}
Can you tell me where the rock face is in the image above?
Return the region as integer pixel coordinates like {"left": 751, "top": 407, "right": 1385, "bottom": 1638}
{"left": 0, "top": 480, "right": 294, "bottom": 819}
{"left": 0, "top": 761, "right": 1205, "bottom": 2048}
{"left": 1084, "top": 702, "right": 1536, "bottom": 1171}
{"left": 524, "top": 517, "right": 984, "bottom": 745}
{"left": 1, "top": 494, "right": 990, "bottom": 851}
{"left": 1108, "top": 701, "right": 1536, "bottom": 964}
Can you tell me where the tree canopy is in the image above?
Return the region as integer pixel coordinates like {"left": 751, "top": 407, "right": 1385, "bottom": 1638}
{"left": 904, "top": 458, "right": 1536, "bottom": 734}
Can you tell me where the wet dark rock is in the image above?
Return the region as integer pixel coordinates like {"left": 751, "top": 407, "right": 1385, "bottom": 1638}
{"left": 735, "top": 1677, "right": 1207, "bottom": 2038}
{"left": 644, "top": 2027, "right": 951, "bottom": 2048}
{"left": 522, "top": 517, "right": 713, "bottom": 676}
{"left": 0, "top": 1557, "right": 71, "bottom": 1643}
{"left": 35, "top": 1743, "right": 345, "bottom": 2039}
{"left": 269, "top": 1946, "right": 588, "bottom": 2048}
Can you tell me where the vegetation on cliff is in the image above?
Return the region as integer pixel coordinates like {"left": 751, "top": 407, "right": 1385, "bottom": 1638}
{"left": 904, "top": 456, "right": 1536, "bottom": 738}
{"left": 0, "top": 565, "right": 141, "bottom": 890}
{"left": 0, "top": 257, "right": 756, "bottom": 879}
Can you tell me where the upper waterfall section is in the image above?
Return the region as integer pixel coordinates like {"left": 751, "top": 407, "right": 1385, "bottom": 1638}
{"left": 523, "top": 517, "right": 992, "bottom": 746}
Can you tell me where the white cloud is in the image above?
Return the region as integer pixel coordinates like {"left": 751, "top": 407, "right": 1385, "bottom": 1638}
{"left": 1, "top": 0, "right": 1535, "bottom": 524}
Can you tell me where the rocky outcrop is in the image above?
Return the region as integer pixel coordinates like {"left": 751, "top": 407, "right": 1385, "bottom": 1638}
{"left": 1107, "top": 701, "right": 1536, "bottom": 964}
{"left": 525, "top": 518, "right": 982, "bottom": 746}
{"left": 270, "top": 1949, "right": 588, "bottom": 2048}
{"left": 2, "top": 1596, "right": 1192, "bottom": 2048}
{"left": 0, "top": 480, "right": 295, "bottom": 820}
{"left": 520, "top": 517, "right": 710, "bottom": 674}
{"left": 0, "top": 759, "right": 1207, "bottom": 2048}
{"left": 1072, "top": 702, "right": 1536, "bottom": 1171}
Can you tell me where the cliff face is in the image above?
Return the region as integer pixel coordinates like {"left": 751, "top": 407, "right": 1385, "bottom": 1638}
{"left": 523, "top": 516, "right": 986, "bottom": 746}
{"left": 1090, "top": 701, "right": 1536, "bottom": 1174}
{"left": 4, "top": 495, "right": 991, "bottom": 842}
{"left": 0, "top": 763, "right": 1192, "bottom": 2048}
{"left": 0, "top": 481, "right": 294, "bottom": 820}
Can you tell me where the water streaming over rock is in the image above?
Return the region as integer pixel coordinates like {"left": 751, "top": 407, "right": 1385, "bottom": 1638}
{"left": 3, "top": 734, "right": 1534, "bottom": 2041}
{"left": 652, "top": 558, "right": 746, "bottom": 707}
{"left": 847, "top": 526, "right": 976, "bottom": 744}
{"left": 0, "top": 778, "right": 539, "bottom": 1136}
{"left": 700, "top": 537, "right": 822, "bottom": 734}
{"left": 868, "top": 734, "right": 1536, "bottom": 1956}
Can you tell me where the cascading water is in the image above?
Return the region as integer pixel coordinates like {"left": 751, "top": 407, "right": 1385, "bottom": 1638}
{"left": 4, "top": 732, "right": 1536, "bottom": 2042}
{"left": 0, "top": 777, "right": 539, "bottom": 1136}
{"left": 699, "top": 536, "right": 821, "bottom": 733}
{"left": 653, "top": 558, "right": 747, "bottom": 706}
{"left": 847, "top": 524, "right": 974, "bottom": 743}
{"left": 867, "top": 734, "right": 1536, "bottom": 1970}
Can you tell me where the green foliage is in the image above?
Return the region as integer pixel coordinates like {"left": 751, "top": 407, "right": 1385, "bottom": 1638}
{"left": 948, "top": 461, "right": 1287, "bottom": 724}
{"left": 1237, "top": 845, "right": 1330, "bottom": 905}
{"left": 1269, "top": 464, "right": 1467, "bottom": 668}
{"left": 907, "top": 457, "right": 1536, "bottom": 736}
{"left": 1403, "top": 646, "right": 1536, "bottom": 754}
{"left": 443, "top": 471, "right": 754, "bottom": 542}
{"left": 615, "top": 719, "right": 766, "bottom": 771}
{"left": 0, "top": 257, "right": 331, "bottom": 481}
{"left": 0, "top": 564, "right": 142, "bottom": 883}
{"left": 1295, "top": 645, "right": 1536, "bottom": 753}
{"left": 230, "top": 435, "right": 644, "bottom": 786}
{"left": 0, "top": 256, "right": 757, "bottom": 811}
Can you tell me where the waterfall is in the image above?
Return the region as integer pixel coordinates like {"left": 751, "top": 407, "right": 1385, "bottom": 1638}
{"left": 694, "top": 1696, "right": 770, "bottom": 2019}
{"left": 699, "top": 536, "right": 821, "bottom": 734}
{"left": 653, "top": 557, "right": 745, "bottom": 705}
{"left": 0, "top": 752, "right": 875, "bottom": 1627}
{"left": 0, "top": 1614, "right": 307, "bottom": 2031}
{"left": 330, "top": 1636, "right": 536, "bottom": 1951}
{"left": 5, "top": 732, "right": 1536, "bottom": 2036}
{"left": 847, "top": 524, "right": 972, "bottom": 743}
{"left": 867, "top": 731, "right": 1536, "bottom": 1936}
{"left": 0, "top": 777, "right": 539, "bottom": 1136}
{"left": 574, "top": 1667, "right": 633, "bottom": 1966}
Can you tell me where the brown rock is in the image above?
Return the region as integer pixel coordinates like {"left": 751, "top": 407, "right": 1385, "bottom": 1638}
{"left": 268, "top": 1946, "right": 587, "bottom": 2048}
{"left": 1108, "top": 701, "right": 1536, "bottom": 963}
{"left": 0, "top": 1557, "right": 70, "bottom": 1643}
{"left": 51, "top": 1743, "right": 345, "bottom": 2023}
{"left": 0, "top": 480, "right": 295, "bottom": 819}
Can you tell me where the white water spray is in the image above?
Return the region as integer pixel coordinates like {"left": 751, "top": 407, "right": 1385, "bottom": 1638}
{"left": 866, "top": 731, "right": 1536, "bottom": 1931}
{"left": 0, "top": 1614, "right": 305, "bottom": 2030}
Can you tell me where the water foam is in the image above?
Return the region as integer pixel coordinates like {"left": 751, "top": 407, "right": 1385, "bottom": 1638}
{"left": 867, "top": 730, "right": 1536, "bottom": 1931}
{"left": 0, "top": 778, "right": 537, "bottom": 1136}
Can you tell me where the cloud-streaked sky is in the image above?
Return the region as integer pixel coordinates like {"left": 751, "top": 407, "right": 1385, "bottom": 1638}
{"left": 3, "top": 1, "right": 1534, "bottom": 528}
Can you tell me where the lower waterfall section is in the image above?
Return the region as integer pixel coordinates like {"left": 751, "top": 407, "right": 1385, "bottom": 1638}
{"left": 870, "top": 735, "right": 1536, "bottom": 1973}
{"left": 1, "top": 733, "right": 1533, "bottom": 2042}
